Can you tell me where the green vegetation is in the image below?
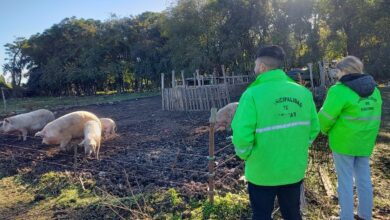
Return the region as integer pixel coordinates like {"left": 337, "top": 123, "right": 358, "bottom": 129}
{"left": 196, "top": 193, "right": 251, "bottom": 219}
{"left": 3, "top": 0, "right": 389, "bottom": 96}
{"left": 0, "top": 91, "right": 158, "bottom": 116}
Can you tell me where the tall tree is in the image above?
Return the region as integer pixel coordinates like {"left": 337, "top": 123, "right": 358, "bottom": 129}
{"left": 2, "top": 37, "right": 28, "bottom": 88}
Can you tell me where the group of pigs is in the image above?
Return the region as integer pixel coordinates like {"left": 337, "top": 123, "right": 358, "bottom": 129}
{"left": 0, "top": 102, "right": 238, "bottom": 160}
{"left": 0, "top": 109, "right": 117, "bottom": 159}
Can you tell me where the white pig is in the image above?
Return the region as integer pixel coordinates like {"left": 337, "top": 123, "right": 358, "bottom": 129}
{"left": 1, "top": 109, "right": 55, "bottom": 141}
{"left": 35, "top": 111, "right": 100, "bottom": 151}
{"left": 79, "top": 120, "right": 102, "bottom": 159}
{"left": 99, "top": 118, "right": 117, "bottom": 139}
{"left": 215, "top": 102, "right": 239, "bottom": 131}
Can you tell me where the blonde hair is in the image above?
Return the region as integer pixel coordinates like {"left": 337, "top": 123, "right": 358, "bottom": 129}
{"left": 336, "top": 56, "right": 364, "bottom": 77}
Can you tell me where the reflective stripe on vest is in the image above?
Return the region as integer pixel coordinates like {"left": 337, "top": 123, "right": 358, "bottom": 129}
{"left": 256, "top": 121, "right": 311, "bottom": 134}
{"left": 342, "top": 116, "right": 381, "bottom": 121}
{"left": 320, "top": 110, "right": 336, "bottom": 121}
{"left": 235, "top": 146, "right": 253, "bottom": 154}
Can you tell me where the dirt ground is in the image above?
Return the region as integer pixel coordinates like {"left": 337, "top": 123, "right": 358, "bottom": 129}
{"left": 0, "top": 96, "right": 240, "bottom": 200}
{"left": 0, "top": 92, "right": 389, "bottom": 219}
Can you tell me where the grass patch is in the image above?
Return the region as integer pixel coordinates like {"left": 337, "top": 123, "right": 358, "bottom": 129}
{"left": 0, "top": 91, "right": 159, "bottom": 116}
{"left": 0, "top": 170, "right": 102, "bottom": 219}
{"left": 194, "top": 192, "right": 251, "bottom": 220}
{"left": 56, "top": 188, "right": 100, "bottom": 208}
{"left": 35, "top": 172, "right": 72, "bottom": 197}
{"left": 0, "top": 176, "right": 35, "bottom": 218}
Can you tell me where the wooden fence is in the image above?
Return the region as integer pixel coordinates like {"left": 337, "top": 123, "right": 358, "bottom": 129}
{"left": 161, "top": 66, "right": 254, "bottom": 111}
{"left": 162, "top": 85, "right": 231, "bottom": 111}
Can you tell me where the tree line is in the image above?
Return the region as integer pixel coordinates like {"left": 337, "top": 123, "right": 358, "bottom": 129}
{"left": 2, "top": 0, "right": 389, "bottom": 96}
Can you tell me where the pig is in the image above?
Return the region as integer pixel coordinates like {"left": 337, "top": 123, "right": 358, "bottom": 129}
{"left": 215, "top": 102, "right": 239, "bottom": 131}
{"left": 99, "top": 118, "right": 117, "bottom": 139}
{"left": 1, "top": 109, "right": 55, "bottom": 141}
{"left": 35, "top": 111, "right": 100, "bottom": 151}
{"left": 79, "top": 120, "right": 102, "bottom": 159}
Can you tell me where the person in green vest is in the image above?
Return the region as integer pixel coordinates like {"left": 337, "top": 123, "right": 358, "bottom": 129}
{"left": 318, "top": 56, "right": 382, "bottom": 220}
{"left": 231, "top": 45, "right": 320, "bottom": 220}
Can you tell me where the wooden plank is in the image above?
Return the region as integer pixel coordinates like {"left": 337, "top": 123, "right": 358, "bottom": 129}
{"left": 164, "top": 89, "right": 167, "bottom": 111}
{"left": 161, "top": 73, "right": 165, "bottom": 110}
{"left": 181, "top": 70, "right": 185, "bottom": 87}
{"left": 166, "top": 89, "right": 169, "bottom": 111}
{"left": 167, "top": 89, "right": 170, "bottom": 111}
{"left": 201, "top": 87, "right": 206, "bottom": 111}
{"left": 205, "top": 87, "right": 210, "bottom": 111}
{"left": 169, "top": 89, "right": 172, "bottom": 111}
{"left": 216, "top": 86, "right": 222, "bottom": 108}
{"left": 199, "top": 87, "right": 204, "bottom": 110}
{"left": 183, "top": 88, "right": 188, "bottom": 111}
{"left": 187, "top": 88, "right": 192, "bottom": 111}
{"left": 162, "top": 89, "right": 166, "bottom": 110}
{"left": 223, "top": 86, "right": 228, "bottom": 106}
{"left": 212, "top": 68, "right": 217, "bottom": 85}
{"left": 196, "top": 69, "right": 201, "bottom": 87}
{"left": 193, "top": 72, "right": 196, "bottom": 87}
{"left": 180, "top": 88, "right": 184, "bottom": 110}
{"left": 318, "top": 61, "right": 325, "bottom": 87}
{"left": 319, "top": 166, "right": 336, "bottom": 198}
{"left": 221, "top": 65, "right": 227, "bottom": 85}
{"left": 221, "top": 65, "right": 231, "bottom": 103}
{"left": 308, "top": 63, "right": 314, "bottom": 90}
{"left": 194, "top": 87, "right": 199, "bottom": 110}
{"left": 165, "top": 89, "right": 168, "bottom": 111}
{"left": 172, "top": 70, "right": 176, "bottom": 88}
{"left": 173, "top": 88, "right": 176, "bottom": 110}
{"left": 211, "top": 87, "right": 216, "bottom": 108}
{"left": 197, "top": 88, "right": 201, "bottom": 111}
{"left": 176, "top": 88, "right": 180, "bottom": 110}
{"left": 176, "top": 88, "right": 181, "bottom": 110}
{"left": 195, "top": 88, "right": 200, "bottom": 111}
{"left": 191, "top": 88, "right": 195, "bottom": 111}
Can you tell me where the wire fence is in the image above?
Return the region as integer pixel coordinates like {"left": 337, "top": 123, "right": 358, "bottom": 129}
{"left": 0, "top": 124, "right": 243, "bottom": 218}
{"left": 0, "top": 111, "right": 333, "bottom": 219}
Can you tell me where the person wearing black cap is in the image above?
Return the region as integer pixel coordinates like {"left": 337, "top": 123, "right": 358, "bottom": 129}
{"left": 231, "top": 45, "right": 320, "bottom": 220}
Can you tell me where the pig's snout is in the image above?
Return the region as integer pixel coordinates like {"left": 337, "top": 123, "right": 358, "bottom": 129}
{"left": 35, "top": 131, "right": 43, "bottom": 137}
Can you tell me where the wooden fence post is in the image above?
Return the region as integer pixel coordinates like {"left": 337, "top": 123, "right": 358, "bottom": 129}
{"left": 172, "top": 70, "right": 176, "bottom": 88}
{"left": 193, "top": 71, "right": 196, "bottom": 87}
{"left": 221, "top": 65, "right": 227, "bottom": 85}
{"left": 181, "top": 70, "right": 185, "bottom": 87}
{"left": 323, "top": 60, "right": 331, "bottom": 87}
{"left": 221, "top": 65, "right": 231, "bottom": 103}
{"left": 161, "top": 73, "right": 165, "bottom": 110}
{"left": 208, "top": 108, "right": 217, "bottom": 204}
{"left": 308, "top": 63, "right": 314, "bottom": 90}
{"left": 212, "top": 68, "right": 217, "bottom": 85}
{"left": 318, "top": 61, "right": 325, "bottom": 87}
{"left": 1, "top": 87, "right": 6, "bottom": 112}
{"left": 196, "top": 69, "right": 201, "bottom": 87}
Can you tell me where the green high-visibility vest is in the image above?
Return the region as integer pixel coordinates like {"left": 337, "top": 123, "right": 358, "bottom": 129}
{"left": 232, "top": 69, "right": 320, "bottom": 186}
{"left": 318, "top": 82, "right": 382, "bottom": 156}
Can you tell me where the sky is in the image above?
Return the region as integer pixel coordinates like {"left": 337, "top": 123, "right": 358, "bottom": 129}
{"left": 0, "top": 0, "right": 173, "bottom": 82}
